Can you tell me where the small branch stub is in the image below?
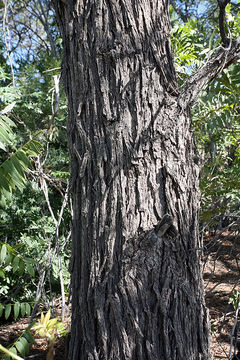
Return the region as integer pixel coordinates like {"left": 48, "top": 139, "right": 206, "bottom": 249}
{"left": 155, "top": 214, "right": 174, "bottom": 237}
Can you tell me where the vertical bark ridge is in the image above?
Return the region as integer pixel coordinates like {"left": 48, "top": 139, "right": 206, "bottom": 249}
{"left": 52, "top": 0, "right": 211, "bottom": 359}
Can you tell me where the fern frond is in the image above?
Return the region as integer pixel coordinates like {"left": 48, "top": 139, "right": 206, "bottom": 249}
{"left": 0, "top": 130, "right": 43, "bottom": 201}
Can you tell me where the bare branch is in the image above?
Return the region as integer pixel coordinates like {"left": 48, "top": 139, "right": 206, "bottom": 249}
{"left": 169, "top": 0, "right": 188, "bottom": 22}
{"left": 230, "top": 1, "right": 240, "bottom": 8}
{"left": 3, "top": 0, "right": 15, "bottom": 85}
{"left": 179, "top": 38, "right": 240, "bottom": 107}
{"left": 13, "top": 19, "right": 50, "bottom": 52}
{"left": 36, "top": 0, "right": 59, "bottom": 57}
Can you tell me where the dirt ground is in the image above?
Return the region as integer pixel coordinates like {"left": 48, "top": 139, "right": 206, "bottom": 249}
{"left": 0, "top": 232, "right": 239, "bottom": 359}
{"left": 0, "top": 315, "right": 69, "bottom": 360}
{"left": 204, "top": 231, "right": 240, "bottom": 359}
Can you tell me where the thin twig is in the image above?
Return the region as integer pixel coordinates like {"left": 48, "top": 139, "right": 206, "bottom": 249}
{"left": 3, "top": 0, "right": 15, "bottom": 85}
{"left": 55, "top": 182, "right": 69, "bottom": 321}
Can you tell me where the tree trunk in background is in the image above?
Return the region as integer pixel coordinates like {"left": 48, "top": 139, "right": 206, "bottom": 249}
{"left": 52, "top": 1, "right": 211, "bottom": 359}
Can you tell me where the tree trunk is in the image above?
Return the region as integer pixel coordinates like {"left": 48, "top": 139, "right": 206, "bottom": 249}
{"left": 52, "top": 1, "right": 212, "bottom": 359}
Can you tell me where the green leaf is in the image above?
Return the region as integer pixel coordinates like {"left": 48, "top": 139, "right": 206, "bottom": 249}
{"left": 13, "top": 244, "right": 23, "bottom": 250}
{"left": 21, "top": 337, "right": 29, "bottom": 355}
{"left": 15, "top": 338, "right": 29, "bottom": 357}
{"left": 14, "top": 303, "right": 20, "bottom": 319}
{"left": 23, "top": 140, "right": 42, "bottom": 156}
{"left": 17, "top": 260, "right": 25, "bottom": 276}
{"left": 5, "top": 304, "right": 11, "bottom": 320}
{"left": 0, "top": 189, "right": 11, "bottom": 206}
{"left": 0, "top": 102, "right": 16, "bottom": 115}
{"left": 0, "top": 114, "right": 16, "bottom": 127}
{"left": 0, "top": 140, "right": 7, "bottom": 151}
{"left": 3, "top": 355, "right": 10, "bottom": 360}
{"left": 8, "top": 346, "right": 23, "bottom": 360}
{"left": 0, "top": 119, "right": 13, "bottom": 137}
{"left": 26, "top": 263, "right": 35, "bottom": 277}
{"left": 2, "top": 160, "right": 24, "bottom": 188}
{"left": 11, "top": 156, "right": 25, "bottom": 178}
{"left": 23, "top": 329, "right": 35, "bottom": 344}
{"left": 2, "top": 160, "right": 25, "bottom": 192}
{"left": 0, "top": 168, "right": 11, "bottom": 193}
{"left": 15, "top": 150, "right": 32, "bottom": 169}
{"left": 0, "top": 303, "right": 4, "bottom": 317}
{"left": 21, "top": 303, "right": 26, "bottom": 317}
{"left": 0, "top": 124, "right": 12, "bottom": 146}
{"left": 0, "top": 268, "right": 5, "bottom": 278}
{"left": 9, "top": 347, "right": 17, "bottom": 354}
{"left": 12, "top": 256, "right": 19, "bottom": 273}
{"left": 5, "top": 253, "right": 12, "bottom": 266}
{"left": 0, "top": 126, "right": 42, "bottom": 200}
{"left": 0, "top": 244, "right": 7, "bottom": 263}
{"left": 25, "top": 303, "right": 31, "bottom": 317}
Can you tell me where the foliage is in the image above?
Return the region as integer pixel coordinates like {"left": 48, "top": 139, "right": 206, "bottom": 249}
{"left": 0, "top": 101, "right": 47, "bottom": 319}
{"left": 32, "top": 309, "right": 67, "bottom": 343}
{"left": 0, "top": 326, "right": 35, "bottom": 360}
{"left": 0, "top": 345, "right": 24, "bottom": 360}
{"left": 0, "top": 1, "right": 70, "bottom": 319}
{"left": 210, "top": 319, "right": 218, "bottom": 334}
{"left": 32, "top": 309, "right": 67, "bottom": 360}
{"left": 171, "top": 3, "right": 240, "bottom": 226}
{"left": 194, "top": 63, "right": 240, "bottom": 224}
{"left": 0, "top": 99, "right": 43, "bottom": 202}
{"left": 0, "top": 309, "right": 67, "bottom": 360}
{"left": 171, "top": 17, "right": 205, "bottom": 77}
{"left": 229, "top": 289, "right": 240, "bottom": 311}
{"left": 0, "top": 240, "right": 36, "bottom": 320}
{"left": 170, "top": 3, "right": 220, "bottom": 82}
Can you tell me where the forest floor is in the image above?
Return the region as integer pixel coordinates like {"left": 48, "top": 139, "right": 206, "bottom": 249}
{"left": 0, "top": 232, "right": 239, "bottom": 359}
{"left": 204, "top": 230, "right": 240, "bottom": 359}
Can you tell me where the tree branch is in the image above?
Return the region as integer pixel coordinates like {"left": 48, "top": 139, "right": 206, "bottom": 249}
{"left": 230, "top": 2, "right": 240, "bottom": 8}
{"left": 169, "top": 0, "right": 188, "bottom": 22}
{"left": 217, "top": 0, "right": 231, "bottom": 47}
{"left": 179, "top": 38, "right": 240, "bottom": 107}
{"left": 178, "top": 0, "right": 239, "bottom": 107}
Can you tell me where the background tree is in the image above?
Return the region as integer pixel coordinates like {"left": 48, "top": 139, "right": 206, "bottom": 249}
{"left": 52, "top": 0, "right": 240, "bottom": 358}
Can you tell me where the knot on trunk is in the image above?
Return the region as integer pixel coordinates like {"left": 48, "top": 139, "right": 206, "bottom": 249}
{"left": 155, "top": 214, "right": 178, "bottom": 238}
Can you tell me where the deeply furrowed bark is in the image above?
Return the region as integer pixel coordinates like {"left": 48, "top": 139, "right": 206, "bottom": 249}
{"left": 52, "top": 1, "right": 212, "bottom": 359}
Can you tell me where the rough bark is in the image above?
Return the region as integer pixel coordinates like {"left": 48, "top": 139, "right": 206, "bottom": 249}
{"left": 49, "top": 0, "right": 229, "bottom": 359}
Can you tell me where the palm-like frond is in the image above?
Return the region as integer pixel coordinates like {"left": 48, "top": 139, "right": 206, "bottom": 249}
{"left": 0, "top": 104, "right": 42, "bottom": 203}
